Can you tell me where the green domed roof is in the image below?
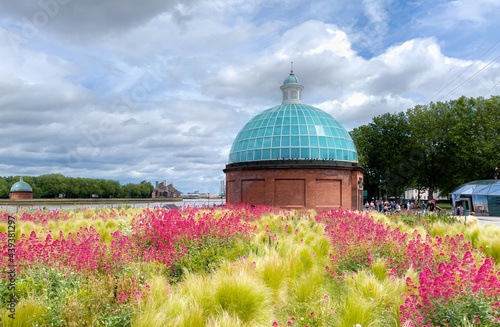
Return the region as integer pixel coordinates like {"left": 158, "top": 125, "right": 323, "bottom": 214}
{"left": 229, "top": 102, "right": 358, "bottom": 163}
{"left": 229, "top": 70, "right": 358, "bottom": 164}
{"left": 10, "top": 177, "right": 33, "bottom": 192}
{"left": 283, "top": 72, "right": 299, "bottom": 84}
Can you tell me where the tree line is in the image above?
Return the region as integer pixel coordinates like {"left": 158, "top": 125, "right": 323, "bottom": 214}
{"left": 0, "top": 174, "right": 154, "bottom": 199}
{"left": 350, "top": 96, "right": 500, "bottom": 201}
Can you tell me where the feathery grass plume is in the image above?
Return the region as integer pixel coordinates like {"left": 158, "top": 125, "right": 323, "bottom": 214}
{"left": 207, "top": 269, "right": 273, "bottom": 325}
{"left": 257, "top": 251, "right": 290, "bottom": 297}
{"left": 174, "top": 300, "right": 205, "bottom": 327}
{"left": 337, "top": 270, "right": 408, "bottom": 327}
{"left": 289, "top": 266, "right": 323, "bottom": 303}
{"left": 205, "top": 311, "right": 243, "bottom": 327}
{"left": 310, "top": 234, "right": 332, "bottom": 266}
{"left": 464, "top": 223, "right": 483, "bottom": 248}
{"left": 1, "top": 299, "right": 44, "bottom": 327}
{"left": 371, "top": 258, "right": 388, "bottom": 281}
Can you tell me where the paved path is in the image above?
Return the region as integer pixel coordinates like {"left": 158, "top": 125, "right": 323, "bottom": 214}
{"left": 475, "top": 215, "right": 500, "bottom": 228}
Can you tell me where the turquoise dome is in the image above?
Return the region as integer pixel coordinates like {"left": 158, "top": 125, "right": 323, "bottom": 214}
{"left": 229, "top": 70, "right": 358, "bottom": 164}
{"left": 229, "top": 103, "right": 358, "bottom": 163}
{"left": 10, "top": 177, "right": 33, "bottom": 192}
{"left": 283, "top": 73, "right": 299, "bottom": 84}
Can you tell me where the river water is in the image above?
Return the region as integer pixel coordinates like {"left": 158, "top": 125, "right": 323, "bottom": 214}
{"left": 0, "top": 198, "right": 226, "bottom": 213}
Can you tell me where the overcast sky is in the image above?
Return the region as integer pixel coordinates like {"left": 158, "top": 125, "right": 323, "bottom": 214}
{"left": 0, "top": 0, "right": 499, "bottom": 194}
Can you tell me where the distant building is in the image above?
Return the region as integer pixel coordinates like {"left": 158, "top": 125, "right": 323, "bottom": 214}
{"left": 220, "top": 180, "right": 226, "bottom": 197}
{"left": 9, "top": 176, "right": 33, "bottom": 199}
{"left": 404, "top": 188, "right": 448, "bottom": 201}
{"left": 152, "top": 181, "right": 181, "bottom": 199}
{"left": 224, "top": 69, "right": 364, "bottom": 211}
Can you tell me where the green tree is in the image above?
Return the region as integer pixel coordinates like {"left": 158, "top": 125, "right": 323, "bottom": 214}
{"left": 351, "top": 111, "right": 414, "bottom": 200}
{"left": 0, "top": 178, "right": 9, "bottom": 198}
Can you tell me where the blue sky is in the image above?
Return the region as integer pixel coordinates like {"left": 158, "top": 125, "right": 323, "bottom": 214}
{"left": 0, "top": 0, "right": 499, "bottom": 194}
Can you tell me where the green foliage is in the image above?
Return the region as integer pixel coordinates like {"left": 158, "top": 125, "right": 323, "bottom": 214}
{"left": 0, "top": 173, "right": 156, "bottom": 199}
{"left": 351, "top": 95, "right": 500, "bottom": 199}
{"left": 428, "top": 294, "right": 498, "bottom": 327}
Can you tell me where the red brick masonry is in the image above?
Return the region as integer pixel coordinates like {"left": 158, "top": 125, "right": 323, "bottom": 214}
{"left": 9, "top": 191, "right": 33, "bottom": 199}
{"left": 224, "top": 160, "right": 364, "bottom": 211}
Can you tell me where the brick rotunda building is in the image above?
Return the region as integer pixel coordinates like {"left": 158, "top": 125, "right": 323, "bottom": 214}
{"left": 9, "top": 176, "right": 33, "bottom": 199}
{"left": 224, "top": 69, "right": 364, "bottom": 211}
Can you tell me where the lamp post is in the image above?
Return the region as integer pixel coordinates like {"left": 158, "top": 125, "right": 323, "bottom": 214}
{"left": 208, "top": 192, "right": 210, "bottom": 207}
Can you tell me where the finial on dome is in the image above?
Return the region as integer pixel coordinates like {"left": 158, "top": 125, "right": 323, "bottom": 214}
{"left": 20, "top": 176, "right": 23, "bottom": 182}
{"left": 291, "top": 61, "right": 294, "bottom": 74}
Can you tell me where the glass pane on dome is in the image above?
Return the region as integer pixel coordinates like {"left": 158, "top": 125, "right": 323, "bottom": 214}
{"left": 264, "top": 137, "right": 272, "bottom": 147}
{"left": 248, "top": 139, "right": 256, "bottom": 148}
{"left": 265, "top": 127, "right": 273, "bottom": 136}
{"left": 306, "top": 117, "right": 313, "bottom": 124}
{"left": 328, "top": 149, "right": 335, "bottom": 159}
{"left": 327, "top": 137, "right": 334, "bottom": 147}
{"left": 343, "top": 151, "right": 348, "bottom": 161}
{"left": 291, "top": 116, "right": 298, "bottom": 124}
{"left": 308, "top": 125, "right": 316, "bottom": 135}
{"left": 336, "top": 149, "right": 342, "bottom": 159}
{"left": 310, "top": 136, "right": 318, "bottom": 147}
{"left": 334, "top": 138, "right": 341, "bottom": 148}
{"left": 254, "top": 149, "right": 261, "bottom": 160}
{"left": 325, "top": 128, "right": 332, "bottom": 136}
{"left": 340, "top": 138, "right": 347, "bottom": 148}
{"left": 300, "top": 136, "right": 309, "bottom": 146}
{"left": 262, "top": 149, "right": 270, "bottom": 159}
{"left": 291, "top": 136, "right": 299, "bottom": 146}
{"left": 255, "top": 138, "right": 263, "bottom": 148}
{"left": 301, "top": 148, "right": 310, "bottom": 159}
{"left": 276, "top": 118, "right": 283, "bottom": 125}
{"left": 291, "top": 147, "right": 300, "bottom": 158}
{"left": 272, "top": 148, "right": 280, "bottom": 159}
{"left": 313, "top": 117, "right": 321, "bottom": 125}
{"left": 257, "top": 128, "right": 265, "bottom": 137}
{"left": 319, "top": 137, "right": 327, "bottom": 147}
{"left": 283, "top": 117, "right": 290, "bottom": 124}
{"left": 330, "top": 128, "right": 338, "bottom": 137}
{"left": 273, "top": 126, "right": 282, "bottom": 135}
{"left": 298, "top": 116, "right": 306, "bottom": 124}
{"left": 315, "top": 125, "right": 326, "bottom": 136}
{"left": 281, "top": 136, "right": 290, "bottom": 146}
{"left": 299, "top": 125, "right": 308, "bottom": 135}
{"left": 291, "top": 125, "right": 299, "bottom": 135}
{"left": 320, "top": 148, "right": 328, "bottom": 159}
{"left": 272, "top": 137, "right": 280, "bottom": 147}
{"left": 311, "top": 148, "right": 319, "bottom": 158}
{"left": 281, "top": 148, "right": 290, "bottom": 159}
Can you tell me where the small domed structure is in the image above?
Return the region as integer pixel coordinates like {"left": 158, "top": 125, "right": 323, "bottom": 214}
{"left": 224, "top": 69, "right": 364, "bottom": 211}
{"left": 9, "top": 176, "right": 33, "bottom": 199}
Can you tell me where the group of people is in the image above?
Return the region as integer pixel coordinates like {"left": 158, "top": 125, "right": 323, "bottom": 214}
{"left": 365, "top": 199, "right": 437, "bottom": 215}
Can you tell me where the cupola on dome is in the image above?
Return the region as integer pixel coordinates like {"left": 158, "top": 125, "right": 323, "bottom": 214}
{"left": 228, "top": 70, "right": 358, "bottom": 164}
